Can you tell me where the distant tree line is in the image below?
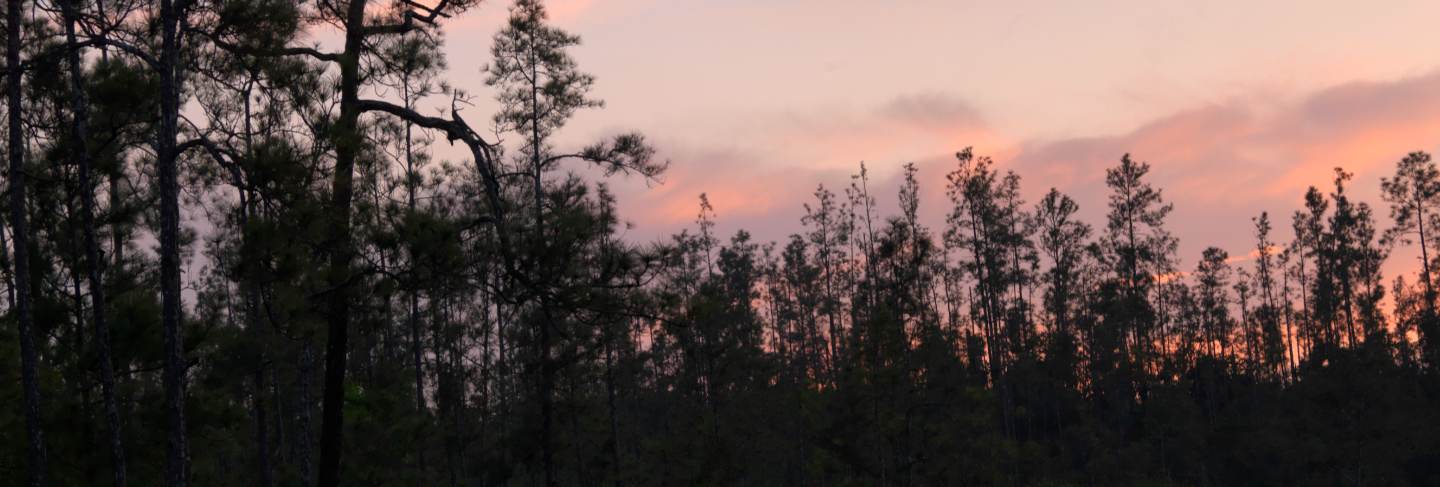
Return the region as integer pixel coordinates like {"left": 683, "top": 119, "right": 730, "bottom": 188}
{"left": 2, "top": 0, "right": 1439, "bottom": 485}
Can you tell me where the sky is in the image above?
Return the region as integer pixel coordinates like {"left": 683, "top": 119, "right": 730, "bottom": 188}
{"left": 424, "top": 0, "right": 1440, "bottom": 280}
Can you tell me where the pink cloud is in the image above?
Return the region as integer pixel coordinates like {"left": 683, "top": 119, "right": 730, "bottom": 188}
{"left": 613, "top": 93, "right": 999, "bottom": 239}
{"left": 1006, "top": 71, "right": 1440, "bottom": 208}
{"left": 618, "top": 69, "right": 1440, "bottom": 292}
{"left": 1002, "top": 70, "right": 1440, "bottom": 279}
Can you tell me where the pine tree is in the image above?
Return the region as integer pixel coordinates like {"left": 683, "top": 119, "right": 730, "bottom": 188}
{"left": 9, "top": 0, "right": 49, "bottom": 482}
{"left": 60, "top": 0, "right": 126, "bottom": 481}
{"left": 1382, "top": 151, "right": 1440, "bottom": 363}
{"left": 1034, "top": 188, "right": 1090, "bottom": 377}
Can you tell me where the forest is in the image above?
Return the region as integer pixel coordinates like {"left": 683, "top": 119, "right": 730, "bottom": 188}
{"left": 2, "top": 0, "right": 1440, "bottom": 485}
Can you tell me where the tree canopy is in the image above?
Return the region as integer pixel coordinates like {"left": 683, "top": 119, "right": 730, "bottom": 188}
{"left": 3, "top": 1, "right": 1440, "bottom": 486}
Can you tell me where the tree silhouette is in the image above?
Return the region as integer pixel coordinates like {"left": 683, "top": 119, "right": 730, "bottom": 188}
{"left": 1, "top": 1, "right": 1439, "bottom": 485}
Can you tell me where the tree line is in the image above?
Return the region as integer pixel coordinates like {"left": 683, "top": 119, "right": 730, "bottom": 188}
{"left": 2, "top": 0, "right": 1439, "bottom": 485}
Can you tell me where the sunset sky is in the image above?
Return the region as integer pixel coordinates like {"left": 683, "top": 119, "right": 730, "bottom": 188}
{"left": 429, "top": 0, "right": 1440, "bottom": 278}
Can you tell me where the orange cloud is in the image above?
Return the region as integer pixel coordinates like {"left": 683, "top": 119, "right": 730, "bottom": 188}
{"left": 615, "top": 93, "right": 1002, "bottom": 239}
{"left": 605, "top": 69, "right": 1440, "bottom": 312}
{"left": 999, "top": 70, "right": 1440, "bottom": 282}
{"left": 742, "top": 93, "right": 1005, "bottom": 173}
{"left": 1004, "top": 71, "right": 1440, "bottom": 213}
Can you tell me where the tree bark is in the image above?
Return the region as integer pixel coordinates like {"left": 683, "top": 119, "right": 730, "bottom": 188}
{"left": 299, "top": 341, "right": 315, "bottom": 484}
{"left": 62, "top": 0, "right": 128, "bottom": 483}
{"left": 233, "top": 77, "right": 275, "bottom": 487}
{"left": 317, "top": 0, "right": 367, "bottom": 483}
{"left": 157, "top": 0, "right": 188, "bottom": 483}
{"left": 9, "top": 0, "right": 49, "bottom": 482}
{"left": 527, "top": 35, "right": 558, "bottom": 486}
{"left": 242, "top": 191, "right": 274, "bottom": 487}
{"left": 404, "top": 74, "right": 428, "bottom": 475}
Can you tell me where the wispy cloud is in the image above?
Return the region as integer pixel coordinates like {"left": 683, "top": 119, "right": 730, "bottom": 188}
{"left": 621, "top": 69, "right": 1440, "bottom": 286}
{"left": 616, "top": 92, "right": 998, "bottom": 238}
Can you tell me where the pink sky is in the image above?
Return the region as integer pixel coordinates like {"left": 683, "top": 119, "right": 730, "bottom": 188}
{"left": 423, "top": 0, "right": 1440, "bottom": 279}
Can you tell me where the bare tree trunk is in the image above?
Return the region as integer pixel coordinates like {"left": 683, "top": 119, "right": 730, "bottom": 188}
{"left": 243, "top": 193, "right": 274, "bottom": 487}
{"left": 527, "top": 39, "right": 558, "bottom": 487}
{"left": 404, "top": 75, "right": 428, "bottom": 476}
{"left": 299, "top": 341, "right": 316, "bottom": 484}
{"left": 8, "top": 0, "right": 48, "bottom": 481}
{"left": 317, "top": 0, "right": 367, "bottom": 483}
{"left": 1413, "top": 200, "right": 1440, "bottom": 362}
{"left": 109, "top": 171, "right": 123, "bottom": 267}
{"left": 63, "top": 1, "right": 128, "bottom": 483}
{"left": 157, "top": 0, "right": 188, "bottom": 483}
{"left": 0, "top": 207, "right": 13, "bottom": 308}
{"left": 230, "top": 78, "right": 275, "bottom": 487}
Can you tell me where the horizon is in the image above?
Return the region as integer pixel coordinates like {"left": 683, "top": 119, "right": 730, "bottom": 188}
{"left": 415, "top": 0, "right": 1440, "bottom": 281}
{"left": 8, "top": 0, "right": 1440, "bottom": 485}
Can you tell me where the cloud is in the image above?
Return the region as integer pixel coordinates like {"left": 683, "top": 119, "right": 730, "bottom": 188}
{"left": 740, "top": 92, "right": 1002, "bottom": 173}
{"left": 613, "top": 143, "right": 853, "bottom": 243}
{"left": 878, "top": 93, "right": 987, "bottom": 129}
{"left": 996, "top": 69, "right": 1440, "bottom": 277}
{"left": 617, "top": 69, "right": 1440, "bottom": 290}
{"left": 1009, "top": 70, "right": 1440, "bottom": 205}
{"left": 614, "top": 92, "right": 999, "bottom": 241}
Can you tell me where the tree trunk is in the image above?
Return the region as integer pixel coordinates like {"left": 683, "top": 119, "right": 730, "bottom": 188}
{"left": 63, "top": 0, "right": 128, "bottom": 483}
{"left": 157, "top": 0, "right": 188, "bottom": 483}
{"left": 405, "top": 76, "right": 427, "bottom": 474}
{"left": 317, "top": 0, "right": 367, "bottom": 483}
{"left": 110, "top": 171, "right": 124, "bottom": 267}
{"left": 528, "top": 39, "right": 558, "bottom": 487}
{"left": 242, "top": 192, "right": 274, "bottom": 487}
{"left": 299, "top": 342, "right": 316, "bottom": 484}
{"left": 232, "top": 77, "right": 275, "bottom": 487}
{"left": 9, "top": 0, "right": 49, "bottom": 482}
